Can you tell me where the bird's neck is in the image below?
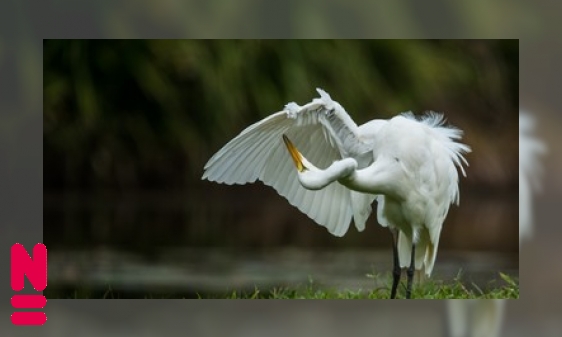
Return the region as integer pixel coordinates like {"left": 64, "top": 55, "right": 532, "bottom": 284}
{"left": 338, "top": 159, "right": 405, "bottom": 200}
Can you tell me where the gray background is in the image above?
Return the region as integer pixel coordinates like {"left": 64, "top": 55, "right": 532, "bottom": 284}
{"left": 2, "top": 0, "right": 562, "bottom": 336}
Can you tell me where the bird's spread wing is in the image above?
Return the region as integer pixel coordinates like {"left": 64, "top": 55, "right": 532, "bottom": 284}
{"left": 202, "top": 88, "right": 372, "bottom": 236}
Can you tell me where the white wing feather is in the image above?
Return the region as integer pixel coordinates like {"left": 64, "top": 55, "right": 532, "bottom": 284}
{"left": 202, "top": 88, "right": 373, "bottom": 236}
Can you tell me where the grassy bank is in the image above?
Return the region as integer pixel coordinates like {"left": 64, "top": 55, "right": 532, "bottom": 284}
{"left": 47, "top": 273, "right": 518, "bottom": 299}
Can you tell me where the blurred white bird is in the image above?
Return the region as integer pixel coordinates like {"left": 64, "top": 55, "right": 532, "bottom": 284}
{"left": 446, "top": 111, "right": 545, "bottom": 337}
{"left": 447, "top": 299, "right": 506, "bottom": 337}
{"left": 519, "top": 112, "right": 546, "bottom": 243}
{"left": 203, "top": 88, "right": 470, "bottom": 298}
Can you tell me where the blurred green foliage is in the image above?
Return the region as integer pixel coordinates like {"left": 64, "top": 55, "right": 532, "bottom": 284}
{"left": 44, "top": 40, "right": 518, "bottom": 191}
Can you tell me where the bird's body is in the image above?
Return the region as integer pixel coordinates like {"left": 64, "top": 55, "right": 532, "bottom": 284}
{"left": 203, "top": 88, "right": 470, "bottom": 298}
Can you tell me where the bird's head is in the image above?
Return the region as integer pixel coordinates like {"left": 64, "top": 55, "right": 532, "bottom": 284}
{"left": 282, "top": 134, "right": 310, "bottom": 173}
{"left": 282, "top": 134, "right": 357, "bottom": 190}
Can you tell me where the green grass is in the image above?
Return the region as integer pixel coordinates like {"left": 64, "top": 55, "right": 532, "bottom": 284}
{"left": 201, "top": 273, "right": 519, "bottom": 299}
{"left": 47, "top": 272, "right": 518, "bottom": 299}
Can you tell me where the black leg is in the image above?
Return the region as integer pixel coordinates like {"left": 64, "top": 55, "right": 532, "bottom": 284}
{"left": 405, "top": 242, "right": 416, "bottom": 299}
{"left": 390, "top": 229, "right": 401, "bottom": 299}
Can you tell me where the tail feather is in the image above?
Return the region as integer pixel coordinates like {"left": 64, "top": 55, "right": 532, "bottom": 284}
{"left": 397, "top": 229, "right": 437, "bottom": 277}
{"left": 350, "top": 191, "right": 376, "bottom": 231}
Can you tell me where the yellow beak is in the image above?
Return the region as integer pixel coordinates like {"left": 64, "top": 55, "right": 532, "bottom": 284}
{"left": 282, "top": 134, "right": 306, "bottom": 172}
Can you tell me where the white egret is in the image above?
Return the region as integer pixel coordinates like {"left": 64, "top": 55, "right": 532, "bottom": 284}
{"left": 202, "top": 88, "right": 471, "bottom": 299}
{"left": 446, "top": 111, "right": 545, "bottom": 337}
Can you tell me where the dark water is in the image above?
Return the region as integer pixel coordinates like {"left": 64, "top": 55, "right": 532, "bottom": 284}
{"left": 44, "top": 188, "right": 518, "bottom": 297}
{"left": 45, "top": 247, "right": 517, "bottom": 298}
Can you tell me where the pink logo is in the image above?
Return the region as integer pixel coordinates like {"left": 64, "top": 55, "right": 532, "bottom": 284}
{"left": 10, "top": 243, "right": 47, "bottom": 325}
